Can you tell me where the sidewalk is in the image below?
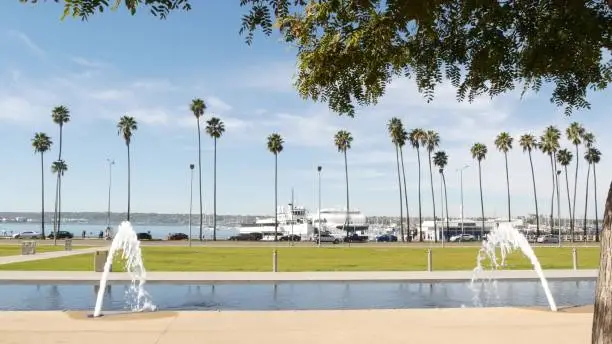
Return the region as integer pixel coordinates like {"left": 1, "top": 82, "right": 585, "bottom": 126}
{"left": 0, "top": 246, "right": 105, "bottom": 265}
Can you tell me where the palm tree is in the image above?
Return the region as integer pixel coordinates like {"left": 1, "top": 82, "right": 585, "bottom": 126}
{"left": 398, "top": 128, "right": 411, "bottom": 241}
{"left": 470, "top": 143, "right": 487, "bottom": 238}
{"left": 408, "top": 128, "right": 426, "bottom": 241}
{"left": 206, "top": 117, "right": 225, "bottom": 241}
{"left": 51, "top": 106, "right": 70, "bottom": 235}
{"left": 387, "top": 118, "right": 405, "bottom": 241}
{"left": 519, "top": 134, "right": 541, "bottom": 236}
{"left": 32, "top": 133, "right": 53, "bottom": 239}
{"left": 267, "top": 133, "right": 284, "bottom": 241}
{"left": 557, "top": 148, "right": 573, "bottom": 237}
{"left": 566, "top": 122, "right": 585, "bottom": 237}
{"left": 433, "top": 151, "right": 450, "bottom": 242}
{"left": 424, "top": 130, "right": 439, "bottom": 242}
{"left": 588, "top": 147, "right": 602, "bottom": 242}
{"left": 540, "top": 126, "right": 561, "bottom": 237}
{"left": 494, "top": 132, "right": 513, "bottom": 222}
{"left": 117, "top": 116, "right": 138, "bottom": 221}
{"left": 51, "top": 159, "right": 67, "bottom": 245}
{"left": 190, "top": 98, "right": 206, "bottom": 241}
{"left": 334, "top": 130, "right": 353, "bottom": 238}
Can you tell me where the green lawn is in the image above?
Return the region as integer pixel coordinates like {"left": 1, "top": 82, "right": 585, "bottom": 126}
{"left": 0, "top": 244, "right": 83, "bottom": 257}
{"left": 0, "top": 246, "right": 600, "bottom": 272}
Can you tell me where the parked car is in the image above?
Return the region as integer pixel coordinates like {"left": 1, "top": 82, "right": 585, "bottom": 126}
{"left": 314, "top": 233, "right": 340, "bottom": 244}
{"left": 449, "top": 234, "right": 476, "bottom": 242}
{"left": 536, "top": 234, "right": 559, "bottom": 243}
{"left": 229, "top": 233, "right": 263, "bottom": 241}
{"left": 167, "top": 233, "right": 189, "bottom": 240}
{"left": 343, "top": 233, "right": 368, "bottom": 243}
{"left": 376, "top": 234, "right": 398, "bottom": 242}
{"left": 280, "top": 234, "right": 301, "bottom": 241}
{"left": 47, "top": 231, "right": 74, "bottom": 239}
{"left": 13, "top": 231, "right": 41, "bottom": 239}
{"left": 137, "top": 232, "right": 152, "bottom": 240}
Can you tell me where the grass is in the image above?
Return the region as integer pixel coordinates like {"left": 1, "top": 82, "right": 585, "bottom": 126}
{"left": 0, "top": 246, "right": 601, "bottom": 272}
{"left": 0, "top": 244, "right": 84, "bottom": 257}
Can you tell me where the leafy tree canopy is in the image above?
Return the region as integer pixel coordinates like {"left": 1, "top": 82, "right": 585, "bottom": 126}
{"left": 24, "top": 0, "right": 612, "bottom": 116}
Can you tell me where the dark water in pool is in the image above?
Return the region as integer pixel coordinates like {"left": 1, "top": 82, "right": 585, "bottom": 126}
{"left": 0, "top": 280, "right": 595, "bottom": 311}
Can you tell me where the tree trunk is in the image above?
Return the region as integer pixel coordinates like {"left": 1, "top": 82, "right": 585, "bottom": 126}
{"left": 274, "top": 153, "right": 278, "bottom": 241}
{"left": 213, "top": 137, "right": 217, "bottom": 241}
{"left": 127, "top": 143, "right": 131, "bottom": 221}
{"left": 399, "top": 147, "right": 411, "bottom": 242}
{"left": 478, "top": 160, "right": 485, "bottom": 239}
{"left": 428, "top": 151, "right": 437, "bottom": 243}
{"left": 443, "top": 172, "right": 450, "bottom": 242}
{"left": 58, "top": 174, "right": 62, "bottom": 235}
{"left": 528, "top": 150, "right": 540, "bottom": 237}
{"left": 40, "top": 153, "right": 45, "bottom": 239}
{"left": 394, "top": 144, "right": 404, "bottom": 242}
{"left": 584, "top": 163, "right": 591, "bottom": 240}
{"left": 52, "top": 173, "right": 59, "bottom": 246}
{"left": 417, "top": 148, "right": 423, "bottom": 242}
{"left": 554, "top": 154, "right": 562, "bottom": 241}
{"left": 197, "top": 119, "right": 203, "bottom": 241}
{"left": 572, "top": 144, "right": 579, "bottom": 242}
{"left": 564, "top": 166, "right": 572, "bottom": 237}
{"left": 344, "top": 150, "right": 350, "bottom": 238}
{"left": 549, "top": 154, "right": 556, "bottom": 239}
{"left": 590, "top": 180, "right": 612, "bottom": 343}
{"left": 504, "top": 152, "right": 511, "bottom": 222}
{"left": 594, "top": 165, "right": 600, "bottom": 242}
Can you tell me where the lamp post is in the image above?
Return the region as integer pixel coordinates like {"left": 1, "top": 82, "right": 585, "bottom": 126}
{"left": 317, "top": 166, "right": 322, "bottom": 247}
{"left": 106, "top": 159, "right": 114, "bottom": 236}
{"left": 189, "top": 164, "right": 195, "bottom": 247}
{"left": 457, "top": 165, "right": 469, "bottom": 237}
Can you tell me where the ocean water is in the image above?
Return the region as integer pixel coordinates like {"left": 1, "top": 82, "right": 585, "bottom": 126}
{"left": 0, "top": 223, "right": 239, "bottom": 240}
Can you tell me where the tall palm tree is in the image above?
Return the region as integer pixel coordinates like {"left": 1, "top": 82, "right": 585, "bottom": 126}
{"left": 433, "top": 150, "right": 450, "bottom": 242}
{"left": 51, "top": 159, "right": 67, "bottom": 245}
{"left": 557, "top": 148, "right": 573, "bottom": 236}
{"left": 519, "top": 134, "right": 541, "bottom": 236}
{"left": 470, "top": 143, "right": 487, "bottom": 238}
{"left": 408, "top": 128, "right": 426, "bottom": 241}
{"left": 267, "top": 133, "right": 284, "bottom": 241}
{"left": 540, "top": 126, "right": 561, "bottom": 237}
{"left": 387, "top": 118, "right": 405, "bottom": 241}
{"left": 32, "top": 133, "right": 53, "bottom": 239}
{"left": 117, "top": 116, "right": 138, "bottom": 221}
{"left": 494, "top": 132, "right": 513, "bottom": 222}
{"left": 566, "top": 122, "right": 585, "bottom": 237}
{"left": 190, "top": 98, "right": 206, "bottom": 241}
{"left": 206, "top": 117, "right": 225, "bottom": 241}
{"left": 334, "top": 130, "right": 353, "bottom": 238}
{"left": 424, "top": 130, "right": 439, "bottom": 242}
{"left": 51, "top": 106, "right": 70, "bottom": 235}
{"left": 398, "top": 128, "right": 411, "bottom": 241}
{"left": 587, "top": 147, "right": 602, "bottom": 242}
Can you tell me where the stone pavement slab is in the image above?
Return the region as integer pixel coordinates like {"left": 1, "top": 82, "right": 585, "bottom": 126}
{"left": 0, "top": 246, "right": 105, "bottom": 265}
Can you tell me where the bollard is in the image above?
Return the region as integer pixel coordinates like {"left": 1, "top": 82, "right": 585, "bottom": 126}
{"left": 427, "top": 248, "right": 433, "bottom": 272}
{"left": 272, "top": 249, "right": 278, "bottom": 272}
{"left": 64, "top": 239, "right": 72, "bottom": 251}
{"left": 572, "top": 248, "right": 578, "bottom": 270}
{"left": 94, "top": 250, "right": 112, "bottom": 272}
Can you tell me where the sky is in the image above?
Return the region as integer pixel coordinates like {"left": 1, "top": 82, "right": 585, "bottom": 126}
{"left": 0, "top": 1, "right": 610, "bottom": 219}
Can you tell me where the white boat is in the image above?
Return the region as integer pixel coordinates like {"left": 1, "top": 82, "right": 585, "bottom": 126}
{"left": 239, "top": 204, "right": 314, "bottom": 240}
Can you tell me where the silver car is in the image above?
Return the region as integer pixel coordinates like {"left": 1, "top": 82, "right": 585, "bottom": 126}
{"left": 12, "top": 231, "right": 41, "bottom": 239}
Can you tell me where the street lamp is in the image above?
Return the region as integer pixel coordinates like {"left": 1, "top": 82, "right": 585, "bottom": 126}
{"left": 317, "top": 166, "right": 322, "bottom": 247}
{"left": 189, "top": 164, "right": 195, "bottom": 247}
{"left": 457, "top": 165, "right": 469, "bottom": 236}
{"left": 106, "top": 159, "right": 115, "bottom": 235}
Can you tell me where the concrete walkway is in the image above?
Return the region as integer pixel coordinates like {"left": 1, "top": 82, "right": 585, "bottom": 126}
{"left": 0, "top": 247, "right": 105, "bottom": 265}
{"left": 0, "top": 269, "right": 597, "bottom": 283}
{"left": 0, "top": 308, "right": 593, "bottom": 344}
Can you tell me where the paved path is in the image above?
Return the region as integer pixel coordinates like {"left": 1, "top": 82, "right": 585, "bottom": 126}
{"left": 0, "top": 269, "right": 597, "bottom": 283}
{"left": 0, "top": 308, "right": 593, "bottom": 344}
{"left": 0, "top": 246, "right": 105, "bottom": 265}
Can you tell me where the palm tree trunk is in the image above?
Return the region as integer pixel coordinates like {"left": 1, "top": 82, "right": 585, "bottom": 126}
{"left": 591, "top": 181, "right": 612, "bottom": 342}
{"left": 127, "top": 143, "right": 131, "bottom": 221}
{"left": 57, "top": 175, "right": 62, "bottom": 238}
{"left": 442, "top": 172, "right": 450, "bottom": 242}
{"left": 528, "top": 150, "right": 540, "bottom": 237}
{"left": 197, "top": 120, "right": 203, "bottom": 241}
{"left": 52, "top": 174, "right": 59, "bottom": 245}
{"left": 394, "top": 144, "right": 404, "bottom": 242}
{"left": 274, "top": 153, "right": 278, "bottom": 241}
{"left": 504, "top": 152, "right": 511, "bottom": 222}
{"left": 564, "top": 166, "right": 572, "bottom": 238}
{"left": 572, "top": 144, "right": 579, "bottom": 241}
{"left": 56, "top": 125, "right": 63, "bottom": 238}
{"left": 584, "top": 163, "right": 591, "bottom": 240}
{"left": 428, "top": 151, "right": 437, "bottom": 243}
{"left": 344, "top": 150, "right": 350, "bottom": 238}
{"left": 478, "top": 160, "right": 485, "bottom": 239}
{"left": 399, "top": 147, "right": 411, "bottom": 242}
{"left": 549, "top": 154, "right": 555, "bottom": 238}
{"left": 417, "top": 148, "right": 423, "bottom": 242}
{"left": 554, "top": 155, "right": 561, "bottom": 241}
{"left": 594, "top": 164, "right": 600, "bottom": 242}
{"left": 40, "top": 153, "right": 45, "bottom": 239}
{"left": 213, "top": 137, "right": 217, "bottom": 241}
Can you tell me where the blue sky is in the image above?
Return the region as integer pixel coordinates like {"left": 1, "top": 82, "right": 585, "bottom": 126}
{"left": 0, "top": 1, "right": 610, "bottom": 218}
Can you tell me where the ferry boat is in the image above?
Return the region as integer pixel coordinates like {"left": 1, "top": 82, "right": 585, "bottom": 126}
{"left": 239, "top": 204, "right": 314, "bottom": 240}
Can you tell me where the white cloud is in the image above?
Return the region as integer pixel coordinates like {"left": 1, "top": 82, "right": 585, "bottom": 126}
{"left": 206, "top": 96, "right": 233, "bottom": 112}
{"left": 6, "top": 30, "right": 45, "bottom": 56}
{"left": 71, "top": 56, "right": 108, "bottom": 69}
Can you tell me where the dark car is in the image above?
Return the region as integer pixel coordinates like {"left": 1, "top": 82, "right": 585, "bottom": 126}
{"left": 229, "top": 233, "right": 263, "bottom": 241}
{"left": 376, "top": 234, "right": 398, "bottom": 242}
{"left": 137, "top": 232, "right": 152, "bottom": 240}
{"left": 279, "top": 234, "right": 301, "bottom": 241}
{"left": 344, "top": 233, "right": 368, "bottom": 243}
{"left": 167, "top": 233, "right": 189, "bottom": 240}
{"left": 47, "top": 231, "right": 74, "bottom": 239}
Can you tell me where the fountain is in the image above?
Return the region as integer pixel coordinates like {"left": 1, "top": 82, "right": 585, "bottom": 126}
{"left": 92, "top": 221, "right": 156, "bottom": 317}
{"left": 471, "top": 222, "right": 558, "bottom": 312}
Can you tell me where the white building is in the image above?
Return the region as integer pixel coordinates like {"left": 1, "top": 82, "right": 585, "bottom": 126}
{"left": 419, "top": 219, "right": 524, "bottom": 241}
